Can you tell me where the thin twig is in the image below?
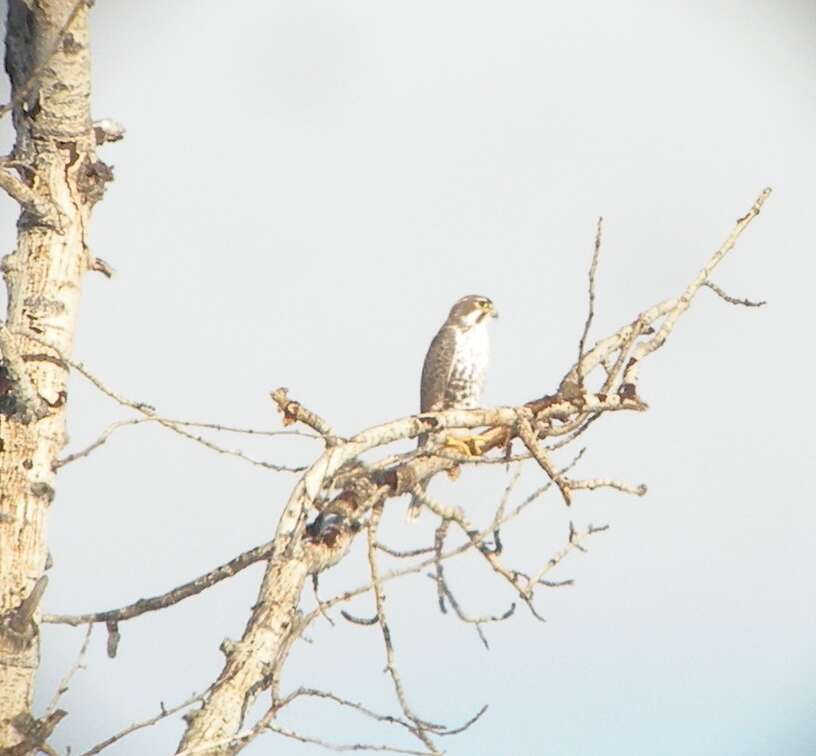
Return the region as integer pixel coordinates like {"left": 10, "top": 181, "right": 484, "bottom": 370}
{"left": 526, "top": 523, "right": 610, "bottom": 596}
{"left": 43, "top": 540, "right": 275, "bottom": 628}
{"left": 622, "top": 188, "right": 771, "bottom": 389}
{"left": 508, "top": 448, "right": 586, "bottom": 519}
{"left": 437, "top": 705, "right": 489, "bottom": 737}
{"left": 313, "top": 449, "right": 606, "bottom": 636}
{"left": 309, "top": 449, "right": 590, "bottom": 629}
{"left": 702, "top": 280, "right": 766, "bottom": 307}
{"left": 376, "top": 543, "right": 436, "bottom": 559}
{"left": 577, "top": 216, "right": 603, "bottom": 386}
{"left": 277, "top": 687, "right": 420, "bottom": 736}
{"left": 263, "top": 724, "right": 433, "bottom": 754}
{"left": 44, "top": 624, "right": 93, "bottom": 716}
{"left": 430, "top": 570, "right": 516, "bottom": 650}
{"left": 566, "top": 478, "right": 647, "bottom": 496}
{"left": 13, "top": 331, "right": 306, "bottom": 472}
{"left": 433, "top": 520, "right": 450, "bottom": 614}
{"left": 544, "top": 414, "right": 599, "bottom": 451}
{"left": 54, "top": 416, "right": 312, "bottom": 470}
{"left": 53, "top": 417, "right": 152, "bottom": 468}
{"left": 79, "top": 691, "right": 205, "bottom": 756}
{"left": 415, "top": 487, "right": 545, "bottom": 622}
{"left": 367, "top": 505, "right": 442, "bottom": 753}
{"left": 340, "top": 610, "right": 378, "bottom": 626}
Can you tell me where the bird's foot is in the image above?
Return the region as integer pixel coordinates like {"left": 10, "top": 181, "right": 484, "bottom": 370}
{"left": 443, "top": 434, "right": 488, "bottom": 457}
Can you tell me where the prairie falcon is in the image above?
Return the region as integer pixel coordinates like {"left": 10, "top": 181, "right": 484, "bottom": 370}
{"left": 408, "top": 294, "right": 498, "bottom": 517}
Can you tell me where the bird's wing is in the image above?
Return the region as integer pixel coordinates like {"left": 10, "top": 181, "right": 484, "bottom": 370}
{"left": 420, "top": 324, "right": 458, "bottom": 413}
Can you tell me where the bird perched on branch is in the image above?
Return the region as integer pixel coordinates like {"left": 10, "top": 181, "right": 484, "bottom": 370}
{"left": 408, "top": 294, "right": 498, "bottom": 518}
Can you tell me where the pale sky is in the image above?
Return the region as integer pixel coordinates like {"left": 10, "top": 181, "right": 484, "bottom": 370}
{"left": 1, "top": 1, "right": 815, "bottom": 754}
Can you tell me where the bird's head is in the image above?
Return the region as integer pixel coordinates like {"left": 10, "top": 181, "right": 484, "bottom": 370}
{"left": 447, "top": 295, "right": 498, "bottom": 329}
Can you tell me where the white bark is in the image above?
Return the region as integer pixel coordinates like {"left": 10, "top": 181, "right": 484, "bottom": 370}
{"left": 0, "top": 0, "right": 107, "bottom": 748}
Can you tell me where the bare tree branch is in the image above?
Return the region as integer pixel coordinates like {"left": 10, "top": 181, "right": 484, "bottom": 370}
{"left": 43, "top": 541, "right": 276, "bottom": 636}
{"left": 367, "top": 504, "right": 442, "bottom": 753}
{"left": 430, "top": 565, "right": 516, "bottom": 651}
{"left": 526, "top": 522, "right": 609, "bottom": 595}
{"left": 309, "top": 453, "right": 599, "bottom": 626}
{"left": 12, "top": 331, "right": 307, "bottom": 472}
{"left": 566, "top": 478, "right": 647, "bottom": 496}
{"left": 262, "top": 726, "right": 434, "bottom": 755}
{"left": 516, "top": 414, "right": 573, "bottom": 506}
{"left": 271, "top": 387, "right": 341, "bottom": 444}
{"left": 340, "top": 610, "right": 379, "bottom": 626}
{"left": 577, "top": 216, "right": 603, "bottom": 387}
{"left": 53, "top": 415, "right": 315, "bottom": 470}
{"left": 621, "top": 188, "right": 771, "bottom": 390}
{"left": 702, "top": 280, "right": 766, "bottom": 308}
{"left": 168, "top": 189, "right": 771, "bottom": 753}
{"left": 376, "top": 543, "right": 436, "bottom": 559}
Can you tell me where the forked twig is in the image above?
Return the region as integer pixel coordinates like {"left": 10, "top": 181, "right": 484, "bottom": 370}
{"left": 79, "top": 691, "right": 205, "bottom": 756}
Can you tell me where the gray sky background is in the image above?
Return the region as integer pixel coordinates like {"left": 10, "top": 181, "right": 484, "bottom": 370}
{"left": 2, "top": 1, "right": 815, "bottom": 754}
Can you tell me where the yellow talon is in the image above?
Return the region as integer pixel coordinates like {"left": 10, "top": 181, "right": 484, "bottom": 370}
{"left": 443, "top": 434, "right": 488, "bottom": 457}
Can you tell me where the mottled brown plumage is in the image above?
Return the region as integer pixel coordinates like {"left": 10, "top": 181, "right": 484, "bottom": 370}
{"left": 409, "top": 295, "right": 498, "bottom": 517}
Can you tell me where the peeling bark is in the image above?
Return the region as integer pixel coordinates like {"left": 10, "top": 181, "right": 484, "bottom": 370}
{"left": 0, "top": 0, "right": 105, "bottom": 748}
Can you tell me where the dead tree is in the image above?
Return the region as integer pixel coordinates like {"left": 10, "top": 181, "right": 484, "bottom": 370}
{"left": 0, "top": 0, "right": 116, "bottom": 750}
{"left": 38, "top": 191, "right": 768, "bottom": 755}
{"left": 0, "top": 3, "right": 770, "bottom": 754}
{"left": 173, "top": 191, "right": 769, "bottom": 755}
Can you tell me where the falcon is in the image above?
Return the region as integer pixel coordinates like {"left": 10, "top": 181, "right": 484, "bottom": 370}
{"left": 408, "top": 294, "right": 498, "bottom": 518}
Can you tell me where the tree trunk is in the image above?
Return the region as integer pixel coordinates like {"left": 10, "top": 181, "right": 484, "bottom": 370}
{"left": 0, "top": 0, "right": 106, "bottom": 747}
